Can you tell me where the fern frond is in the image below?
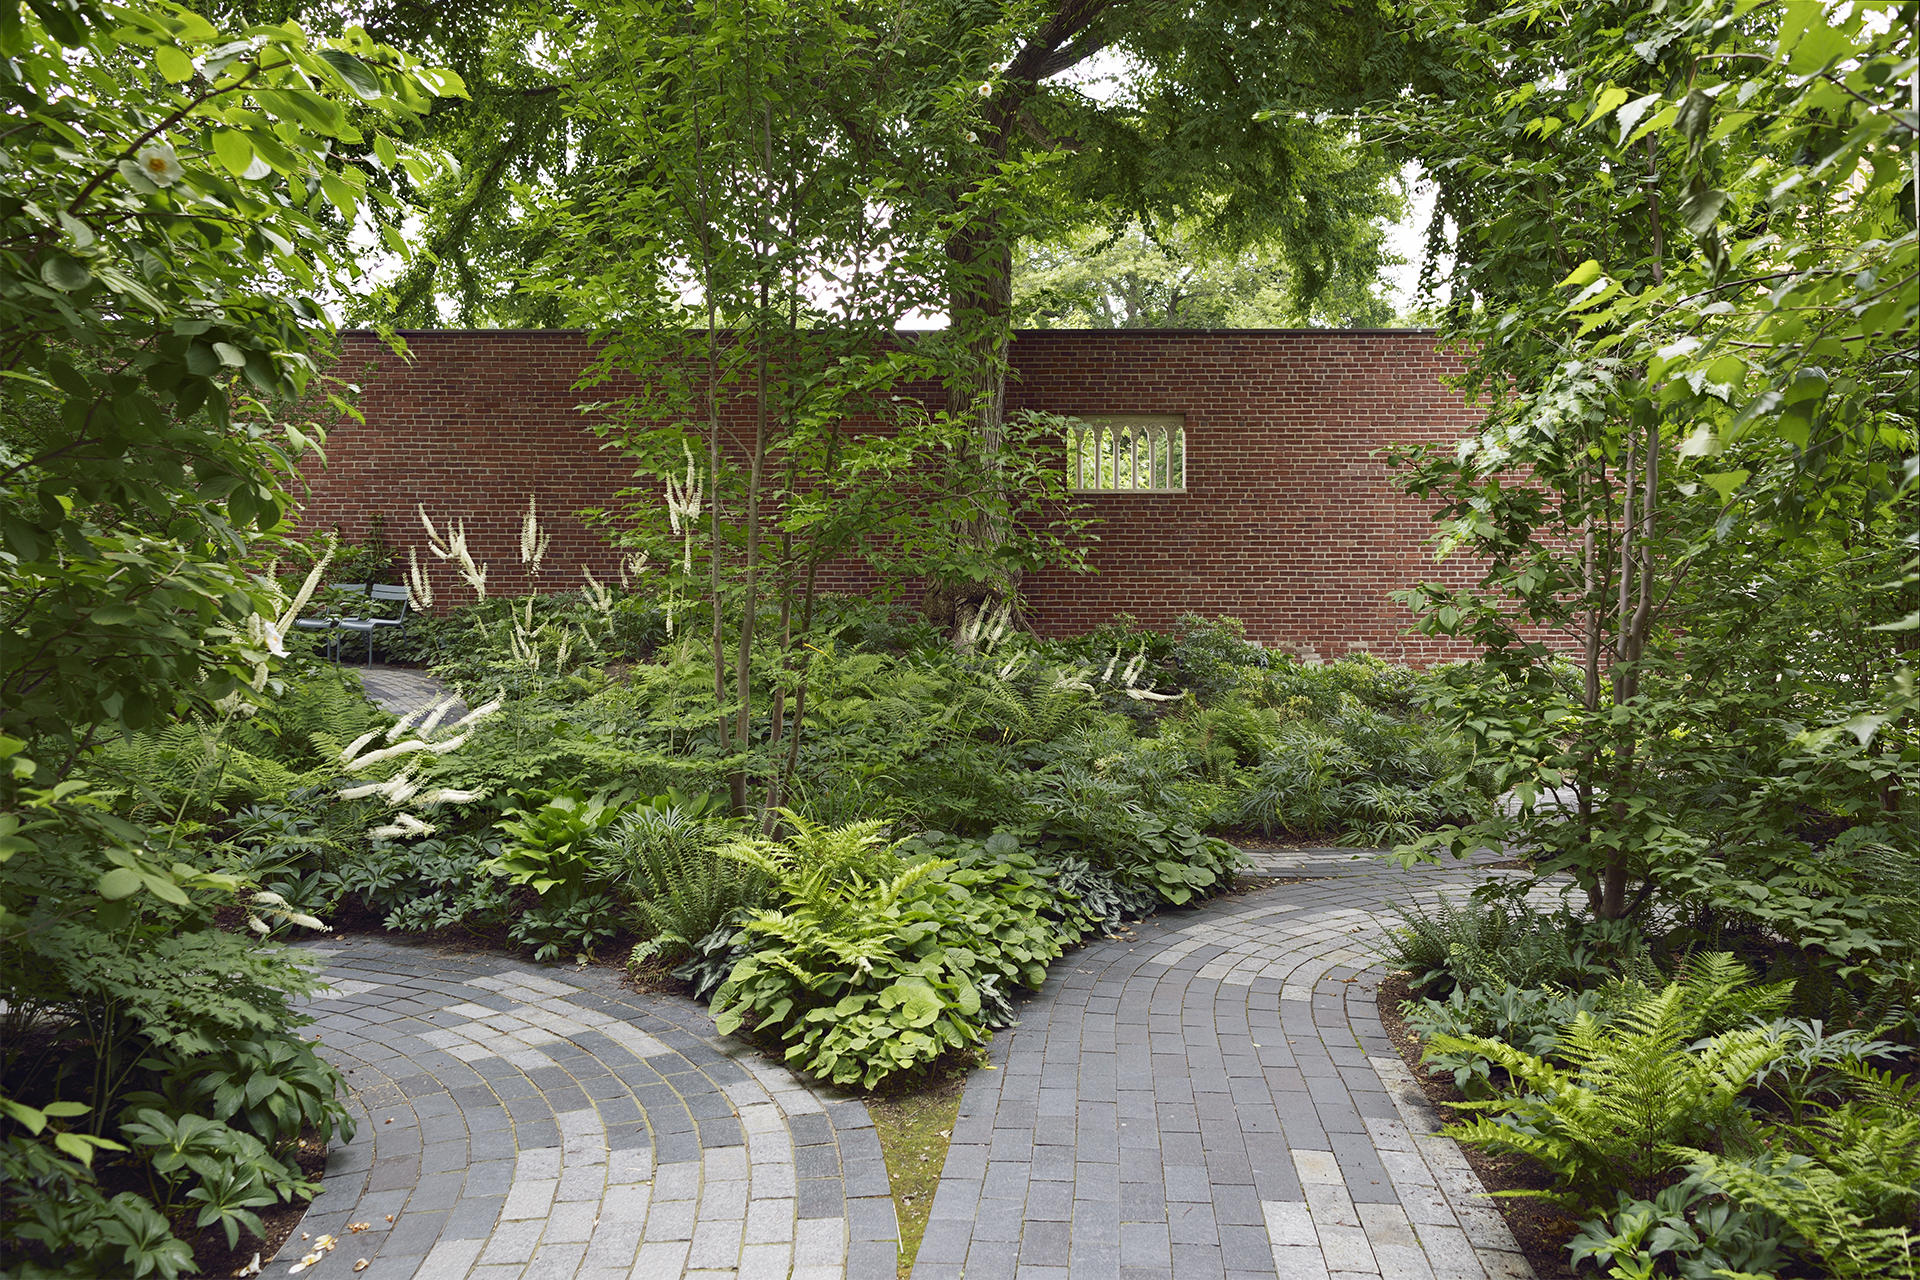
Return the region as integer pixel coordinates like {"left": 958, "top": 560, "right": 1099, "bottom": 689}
{"left": 1681, "top": 1149, "right": 1919, "bottom": 1280}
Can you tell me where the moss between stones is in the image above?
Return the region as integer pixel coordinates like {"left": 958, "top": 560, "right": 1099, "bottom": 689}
{"left": 867, "top": 1070, "right": 967, "bottom": 1278}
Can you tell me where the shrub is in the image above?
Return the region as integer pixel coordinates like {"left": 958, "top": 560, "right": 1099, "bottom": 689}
{"left": 1566, "top": 1177, "right": 1788, "bottom": 1280}
{"left": 1384, "top": 896, "right": 1645, "bottom": 997}
{"left": 1677, "top": 1066, "right": 1920, "bottom": 1279}
{"left": 490, "top": 789, "right": 628, "bottom": 899}
{"left": 711, "top": 815, "right": 1067, "bottom": 1088}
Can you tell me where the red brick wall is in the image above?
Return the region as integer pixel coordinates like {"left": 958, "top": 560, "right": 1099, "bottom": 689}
{"left": 299, "top": 328, "right": 1487, "bottom": 664}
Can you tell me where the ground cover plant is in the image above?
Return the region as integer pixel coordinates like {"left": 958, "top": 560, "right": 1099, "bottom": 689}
{"left": 226, "top": 551, "right": 1495, "bottom": 1093}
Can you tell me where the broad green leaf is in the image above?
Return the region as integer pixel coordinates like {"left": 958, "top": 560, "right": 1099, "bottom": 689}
{"left": 1582, "top": 86, "right": 1630, "bottom": 128}
{"left": 212, "top": 130, "right": 254, "bottom": 175}
{"left": 97, "top": 867, "right": 142, "bottom": 899}
{"left": 1701, "top": 470, "right": 1750, "bottom": 505}
{"left": 155, "top": 44, "right": 194, "bottom": 82}
{"left": 319, "top": 48, "right": 382, "bottom": 100}
{"left": 40, "top": 257, "right": 91, "bottom": 291}
{"left": 1557, "top": 259, "right": 1603, "bottom": 289}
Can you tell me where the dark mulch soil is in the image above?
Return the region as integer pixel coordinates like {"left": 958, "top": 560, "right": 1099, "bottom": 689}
{"left": 1375, "top": 970, "right": 1581, "bottom": 1279}
{"left": 1214, "top": 829, "right": 1372, "bottom": 853}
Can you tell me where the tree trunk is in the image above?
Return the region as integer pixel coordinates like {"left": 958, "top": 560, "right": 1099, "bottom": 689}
{"left": 936, "top": 193, "right": 1016, "bottom": 638}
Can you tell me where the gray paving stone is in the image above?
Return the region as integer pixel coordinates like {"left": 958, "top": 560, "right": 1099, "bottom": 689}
{"left": 912, "top": 856, "right": 1537, "bottom": 1280}
{"left": 292, "top": 831, "right": 1532, "bottom": 1280}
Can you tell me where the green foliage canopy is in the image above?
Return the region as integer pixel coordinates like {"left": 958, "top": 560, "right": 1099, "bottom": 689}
{"left": 1386, "top": 0, "right": 1918, "bottom": 919}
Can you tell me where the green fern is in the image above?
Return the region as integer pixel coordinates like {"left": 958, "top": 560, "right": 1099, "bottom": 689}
{"left": 956, "top": 653, "right": 1106, "bottom": 746}
{"left": 1674, "top": 1062, "right": 1920, "bottom": 1279}
{"left": 1429, "top": 954, "right": 1792, "bottom": 1207}
{"left": 592, "top": 793, "right": 759, "bottom": 962}
{"left": 1679, "top": 1148, "right": 1916, "bottom": 1280}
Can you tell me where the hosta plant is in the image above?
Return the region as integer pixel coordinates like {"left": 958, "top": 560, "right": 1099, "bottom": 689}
{"left": 711, "top": 814, "right": 1065, "bottom": 1088}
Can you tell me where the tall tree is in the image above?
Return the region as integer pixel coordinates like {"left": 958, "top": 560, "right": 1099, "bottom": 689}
{"left": 221, "top": 0, "right": 1426, "bottom": 625}
{"left": 1014, "top": 217, "right": 1400, "bottom": 328}
{"left": 1385, "top": 0, "right": 1917, "bottom": 921}
{"left": 539, "top": 0, "right": 1090, "bottom": 816}
{"left": 323, "top": 0, "right": 1420, "bottom": 330}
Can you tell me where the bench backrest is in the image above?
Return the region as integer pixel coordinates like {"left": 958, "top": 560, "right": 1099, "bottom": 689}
{"left": 366, "top": 584, "right": 410, "bottom": 618}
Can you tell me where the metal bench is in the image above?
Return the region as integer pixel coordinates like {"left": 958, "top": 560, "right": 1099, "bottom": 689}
{"left": 294, "top": 583, "right": 411, "bottom": 665}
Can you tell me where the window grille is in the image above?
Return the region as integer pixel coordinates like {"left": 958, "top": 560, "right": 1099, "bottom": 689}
{"left": 1067, "top": 415, "right": 1185, "bottom": 492}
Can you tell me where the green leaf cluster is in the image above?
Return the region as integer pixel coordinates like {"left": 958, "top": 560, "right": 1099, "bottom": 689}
{"left": 711, "top": 814, "right": 1067, "bottom": 1088}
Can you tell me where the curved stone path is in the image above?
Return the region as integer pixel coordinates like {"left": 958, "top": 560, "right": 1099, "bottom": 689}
{"left": 287, "top": 666, "right": 1538, "bottom": 1278}
{"left": 293, "top": 941, "right": 896, "bottom": 1280}
{"left": 908, "top": 849, "right": 1537, "bottom": 1280}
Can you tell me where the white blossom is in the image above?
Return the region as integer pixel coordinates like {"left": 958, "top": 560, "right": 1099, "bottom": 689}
{"left": 135, "top": 142, "right": 183, "bottom": 186}
{"left": 407, "top": 546, "right": 435, "bottom": 610}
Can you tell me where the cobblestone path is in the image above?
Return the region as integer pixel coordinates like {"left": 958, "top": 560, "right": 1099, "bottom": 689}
{"left": 908, "top": 850, "right": 1537, "bottom": 1280}
{"left": 294, "top": 940, "right": 897, "bottom": 1280}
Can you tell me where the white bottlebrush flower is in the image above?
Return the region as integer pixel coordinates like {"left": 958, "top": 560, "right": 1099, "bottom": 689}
{"left": 273, "top": 535, "right": 337, "bottom": 635}
{"left": 384, "top": 703, "right": 428, "bottom": 743}
{"left": 382, "top": 771, "right": 420, "bottom": 806}
{"left": 418, "top": 506, "right": 487, "bottom": 598}
{"left": 418, "top": 787, "right": 484, "bottom": 807}
{"left": 1052, "top": 668, "right": 1094, "bottom": 694}
{"left": 454, "top": 695, "right": 504, "bottom": 727}
{"left": 509, "top": 626, "right": 540, "bottom": 670}
{"left": 664, "top": 443, "right": 704, "bottom": 574}
{"left": 459, "top": 558, "right": 487, "bottom": 599}
{"left": 582, "top": 566, "right": 613, "bottom": 615}
{"left": 342, "top": 738, "right": 436, "bottom": 772}
{"left": 339, "top": 767, "right": 418, "bottom": 806}
{"left": 416, "top": 693, "right": 460, "bottom": 737}
{"left": 617, "top": 550, "right": 650, "bottom": 592}
{"left": 520, "top": 494, "right": 553, "bottom": 575}
{"left": 407, "top": 546, "right": 434, "bottom": 610}
{"left": 135, "top": 142, "right": 183, "bottom": 186}
{"left": 339, "top": 729, "right": 381, "bottom": 764}
{"left": 370, "top": 812, "right": 435, "bottom": 841}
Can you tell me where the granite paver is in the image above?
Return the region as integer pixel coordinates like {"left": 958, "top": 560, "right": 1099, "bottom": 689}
{"left": 288, "top": 938, "right": 897, "bottom": 1279}
{"left": 909, "top": 848, "right": 1540, "bottom": 1280}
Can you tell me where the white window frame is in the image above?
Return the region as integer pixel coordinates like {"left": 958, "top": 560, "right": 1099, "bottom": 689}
{"left": 1066, "top": 414, "right": 1186, "bottom": 493}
